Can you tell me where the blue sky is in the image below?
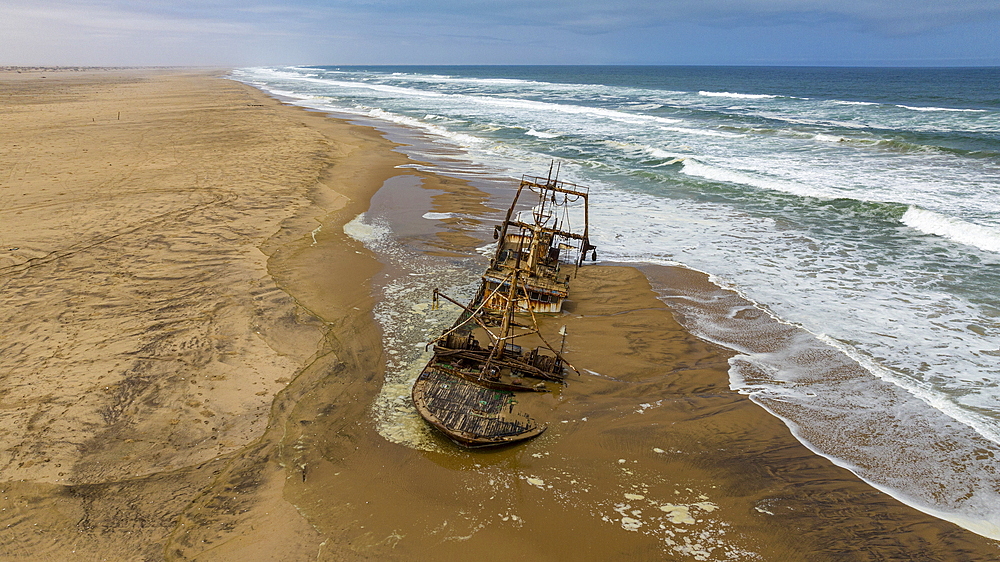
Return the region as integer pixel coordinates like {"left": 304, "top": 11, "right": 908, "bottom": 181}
{"left": 2, "top": 0, "right": 998, "bottom": 66}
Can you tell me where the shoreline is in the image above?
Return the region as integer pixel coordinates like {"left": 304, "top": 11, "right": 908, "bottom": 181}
{"left": 1, "top": 69, "right": 997, "bottom": 560}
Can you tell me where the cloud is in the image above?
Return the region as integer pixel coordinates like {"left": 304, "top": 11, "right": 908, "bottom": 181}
{"left": 1, "top": 0, "right": 997, "bottom": 65}
{"left": 2, "top": 2, "right": 250, "bottom": 37}
{"left": 670, "top": 0, "right": 1000, "bottom": 35}
{"left": 387, "top": 0, "right": 1000, "bottom": 35}
{"left": 16, "top": 0, "right": 994, "bottom": 37}
{"left": 236, "top": 0, "right": 999, "bottom": 34}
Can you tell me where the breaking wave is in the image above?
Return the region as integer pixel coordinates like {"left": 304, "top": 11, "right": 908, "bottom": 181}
{"left": 902, "top": 207, "right": 1000, "bottom": 253}
{"left": 699, "top": 91, "right": 778, "bottom": 100}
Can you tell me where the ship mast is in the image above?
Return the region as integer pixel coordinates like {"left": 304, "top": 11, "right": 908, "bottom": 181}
{"left": 492, "top": 224, "right": 527, "bottom": 362}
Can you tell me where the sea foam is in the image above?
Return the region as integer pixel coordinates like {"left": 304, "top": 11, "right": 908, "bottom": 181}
{"left": 526, "top": 129, "right": 560, "bottom": 139}
{"left": 699, "top": 91, "right": 778, "bottom": 100}
{"left": 679, "top": 158, "right": 829, "bottom": 199}
{"left": 896, "top": 104, "right": 987, "bottom": 113}
{"left": 902, "top": 206, "right": 1000, "bottom": 253}
{"left": 422, "top": 212, "right": 454, "bottom": 220}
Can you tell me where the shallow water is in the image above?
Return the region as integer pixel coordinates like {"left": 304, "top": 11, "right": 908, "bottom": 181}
{"left": 235, "top": 65, "right": 1000, "bottom": 539}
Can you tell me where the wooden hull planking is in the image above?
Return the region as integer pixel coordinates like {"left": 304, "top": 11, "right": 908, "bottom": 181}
{"left": 412, "top": 367, "right": 546, "bottom": 448}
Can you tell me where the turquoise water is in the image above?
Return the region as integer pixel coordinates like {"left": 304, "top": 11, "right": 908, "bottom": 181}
{"left": 233, "top": 65, "right": 1000, "bottom": 538}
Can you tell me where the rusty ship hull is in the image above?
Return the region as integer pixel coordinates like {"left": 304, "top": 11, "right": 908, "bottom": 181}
{"left": 411, "top": 166, "right": 591, "bottom": 448}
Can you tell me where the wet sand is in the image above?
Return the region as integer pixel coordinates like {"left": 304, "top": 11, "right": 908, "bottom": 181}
{"left": 1, "top": 69, "right": 998, "bottom": 560}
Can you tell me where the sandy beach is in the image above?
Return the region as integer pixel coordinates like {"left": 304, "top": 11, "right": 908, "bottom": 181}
{"left": 1, "top": 69, "right": 998, "bottom": 560}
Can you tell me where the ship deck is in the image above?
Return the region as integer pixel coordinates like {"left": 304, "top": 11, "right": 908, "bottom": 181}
{"left": 412, "top": 367, "right": 544, "bottom": 446}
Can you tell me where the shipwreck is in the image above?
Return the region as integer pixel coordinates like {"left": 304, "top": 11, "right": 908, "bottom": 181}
{"left": 411, "top": 166, "right": 595, "bottom": 447}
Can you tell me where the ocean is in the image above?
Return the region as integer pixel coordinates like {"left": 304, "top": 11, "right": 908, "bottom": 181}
{"left": 232, "top": 65, "right": 1000, "bottom": 540}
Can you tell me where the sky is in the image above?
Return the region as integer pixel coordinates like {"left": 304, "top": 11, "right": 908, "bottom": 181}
{"left": 2, "top": 0, "right": 999, "bottom": 67}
